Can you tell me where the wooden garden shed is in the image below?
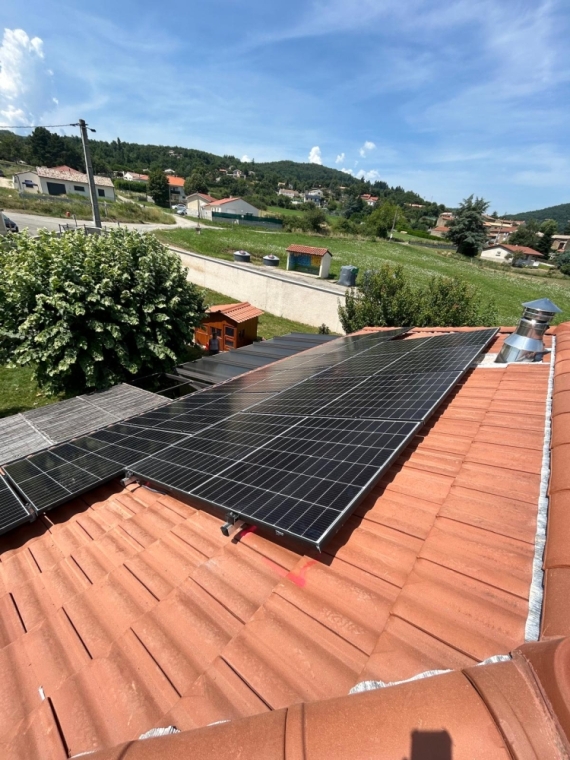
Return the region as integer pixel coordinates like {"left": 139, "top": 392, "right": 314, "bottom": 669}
{"left": 195, "top": 302, "right": 264, "bottom": 352}
{"left": 286, "top": 244, "right": 333, "bottom": 279}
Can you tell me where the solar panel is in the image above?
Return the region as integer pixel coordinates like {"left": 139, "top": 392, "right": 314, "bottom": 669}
{"left": 3, "top": 327, "right": 498, "bottom": 547}
{"left": 0, "top": 474, "right": 32, "bottom": 534}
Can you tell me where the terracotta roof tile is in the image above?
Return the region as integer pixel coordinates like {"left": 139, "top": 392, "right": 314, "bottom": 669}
{"left": 286, "top": 244, "right": 331, "bottom": 257}
{"left": 206, "top": 302, "right": 264, "bottom": 323}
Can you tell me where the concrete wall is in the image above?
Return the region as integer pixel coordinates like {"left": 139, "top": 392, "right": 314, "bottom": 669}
{"left": 172, "top": 247, "right": 346, "bottom": 333}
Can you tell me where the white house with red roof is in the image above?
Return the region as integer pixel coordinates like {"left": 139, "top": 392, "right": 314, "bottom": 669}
{"left": 201, "top": 197, "right": 260, "bottom": 219}
{"left": 185, "top": 192, "right": 216, "bottom": 218}
{"left": 481, "top": 243, "right": 545, "bottom": 266}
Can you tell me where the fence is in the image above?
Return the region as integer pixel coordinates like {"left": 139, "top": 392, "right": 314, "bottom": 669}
{"left": 212, "top": 212, "right": 283, "bottom": 230}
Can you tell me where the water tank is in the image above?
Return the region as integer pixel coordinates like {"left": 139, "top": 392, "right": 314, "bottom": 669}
{"left": 338, "top": 265, "right": 359, "bottom": 287}
{"left": 263, "top": 255, "right": 279, "bottom": 267}
{"left": 233, "top": 250, "right": 251, "bottom": 263}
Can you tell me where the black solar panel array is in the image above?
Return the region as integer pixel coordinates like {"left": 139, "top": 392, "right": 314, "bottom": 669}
{"left": 3, "top": 327, "right": 498, "bottom": 548}
{"left": 0, "top": 474, "right": 32, "bottom": 533}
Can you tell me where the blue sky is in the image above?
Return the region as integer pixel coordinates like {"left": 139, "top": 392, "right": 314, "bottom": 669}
{"left": 1, "top": 0, "right": 569, "bottom": 212}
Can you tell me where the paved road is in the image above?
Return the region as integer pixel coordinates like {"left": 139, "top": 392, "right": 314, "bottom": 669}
{"left": 2, "top": 210, "right": 205, "bottom": 236}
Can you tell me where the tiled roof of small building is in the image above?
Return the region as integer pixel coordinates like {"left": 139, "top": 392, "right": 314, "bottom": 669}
{"left": 286, "top": 244, "right": 331, "bottom": 257}
{"left": 206, "top": 302, "right": 264, "bottom": 323}
{"left": 35, "top": 166, "right": 114, "bottom": 188}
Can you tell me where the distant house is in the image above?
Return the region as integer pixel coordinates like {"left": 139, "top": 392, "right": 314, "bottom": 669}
{"left": 486, "top": 226, "right": 516, "bottom": 245}
{"left": 304, "top": 188, "right": 324, "bottom": 204}
{"left": 123, "top": 171, "right": 148, "bottom": 182}
{"left": 202, "top": 197, "right": 260, "bottom": 220}
{"left": 167, "top": 176, "right": 185, "bottom": 204}
{"left": 230, "top": 169, "right": 244, "bottom": 179}
{"left": 13, "top": 166, "right": 115, "bottom": 200}
{"left": 164, "top": 168, "right": 176, "bottom": 175}
{"left": 195, "top": 302, "right": 264, "bottom": 352}
{"left": 286, "top": 244, "right": 332, "bottom": 279}
{"left": 360, "top": 194, "right": 379, "bottom": 206}
{"left": 480, "top": 244, "right": 544, "bottom": 266}
{"left": 436, "top": 212, "right": 454, "bottom": 228}
{"left": 552, "top": 235, "right": 570, "bottom": 254}
{"left": 278, "top": 188, "right": 299, "bottom": 198}
{"left": 185, "top": 192, "right": 216, "bottom": 218}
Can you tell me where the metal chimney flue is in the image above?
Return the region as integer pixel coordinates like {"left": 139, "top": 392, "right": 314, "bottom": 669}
{"left": 496, "top": 298, "right": 561, "bottom": 363}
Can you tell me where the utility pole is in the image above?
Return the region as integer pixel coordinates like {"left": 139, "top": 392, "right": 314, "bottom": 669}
{"left": 77, "top": 119, "right": 101, "bottom": 228}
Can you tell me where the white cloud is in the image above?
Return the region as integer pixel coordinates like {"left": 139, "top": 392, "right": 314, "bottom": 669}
{"left": 241, "top": 154, "right": 251, "bottom": 162}
{"left": 359, "top": 140, "right": 376, "bottom": 157}
{"left": 308, "top": 145, "right": 322, "bottom": 164}
{"left": 341, "top": 168, "right": 353, "bottom": 175}
{"left": 335, "top": 152, "right": 345, "bottom": 164}
{"left": 0, "top": 29, "right": 54, "bottom": 126}
{"left": 356, "top": 169, "right": 381, "bottom": 182}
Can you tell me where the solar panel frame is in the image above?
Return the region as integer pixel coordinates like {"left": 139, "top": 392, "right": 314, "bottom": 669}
{"left": 0, "top": 474, "right": 33, "bottom": 534}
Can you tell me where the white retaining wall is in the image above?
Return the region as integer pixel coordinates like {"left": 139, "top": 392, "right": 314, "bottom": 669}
{"left": 171, "top": 247, "right": 346, "bottom": 333}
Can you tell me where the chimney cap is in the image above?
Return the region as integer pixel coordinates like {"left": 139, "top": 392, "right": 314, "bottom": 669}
{"left": 522, "top": 298, "right": 562, "bottom": 314}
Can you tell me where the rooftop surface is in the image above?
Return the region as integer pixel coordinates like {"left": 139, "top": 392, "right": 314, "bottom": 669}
{"left": 0, "top": 326, "right": 566, "bottom": 758}
{"left": 34, "top": 167, "right": 114, "bottom": 188}
{"left": 286, "top": 244, "right": 331, "bottom": 257}
{"left": 206, "top": 302, "right": 264, "bottom": 323}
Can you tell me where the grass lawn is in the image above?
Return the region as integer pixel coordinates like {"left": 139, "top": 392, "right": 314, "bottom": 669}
{"left": 0, "top": 365, "right": 61, "bottom": 419}
{"left": 159, "top": 226, "right": 570, "bottom": 325}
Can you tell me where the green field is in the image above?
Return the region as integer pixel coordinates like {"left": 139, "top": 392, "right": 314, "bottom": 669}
{"left": 159, "top": 226, "right": 570, "bottom": 325}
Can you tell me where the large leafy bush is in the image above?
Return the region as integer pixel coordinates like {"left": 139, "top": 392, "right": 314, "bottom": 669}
{"left": 0, "top": 229, "right": 206, "bottom": 394}
{"left": 338, "top": 264, "right": 497, "bottom": 333}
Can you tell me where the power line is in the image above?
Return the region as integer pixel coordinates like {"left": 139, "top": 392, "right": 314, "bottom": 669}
{"left": 0, "top": 123, "right": 78, "bottom": 129}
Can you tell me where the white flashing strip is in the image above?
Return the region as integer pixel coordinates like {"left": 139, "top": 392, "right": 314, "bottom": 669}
{"left": 525, "top": 336, "right": 556, "bottom": 642}
{"left": 349, "top": 655, "right": 512, "bottom": 694}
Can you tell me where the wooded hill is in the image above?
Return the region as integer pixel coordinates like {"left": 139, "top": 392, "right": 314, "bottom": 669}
{"left": 510, "top": 202, "right": 570, "bottom": 232}
{"left": 0, "top": 128, "right": 427, "bottom": 205}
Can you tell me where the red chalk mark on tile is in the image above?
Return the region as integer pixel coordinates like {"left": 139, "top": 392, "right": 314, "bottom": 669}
{"left": 286, "top": 560, "right": 318, "bottom": 588}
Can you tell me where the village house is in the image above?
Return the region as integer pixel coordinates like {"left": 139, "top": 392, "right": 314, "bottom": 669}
{"left": 552, "top": 235, "right": 570, "bottom": 254}
{"left": 360, "top": 194, "right": 379, "bottom": 206}
{"left": 185, "top": 192, "right": 216, "bottom": 218}
{"left": 480, "top": 243, "right": 544, "bottom": 266}
{"left": 304, "top": 188, "right": 324, "bottom": 204}
{"left": 123, "top": 171, "right": 148, "bottom": 182}
{"left": 201, "top": 196, "right": 260, "bottom": 220}
{"left": 278, "top": 188, "right": 300, "bottom": 198}
{"left": 166, "top": 175, "right": 185, "bottom": 204}
{"left": 13, "top": 166, "right": 115, "bottom": 200}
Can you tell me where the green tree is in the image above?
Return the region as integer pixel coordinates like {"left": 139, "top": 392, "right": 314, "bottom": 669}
{"left": 537, "top": 219, "right": 558, "bottom": 258}
{"left": 445, "top": 195, "right": 489, "bottom": 257}
{"left": 338, "top": 264, "right": 497, "bottom": 332}
{"left": 184, "top": 169, "right": 209, "bottom": 195}
{"left": 508, "top": 220, "right": 540, "bottom": 249}
{"left": 365, "top": 202, "right": 405, "bottom": 238}
{"left": 0, "top": 229, "right": 206, "bottom": 394}
{"left": 306, "top": 207, "right": 327, "bottom": 233}
{"left": 563, "top": 221, "right": 570, "bottom": 235}
{"left": 148, "top": 169, "right": 170, "bottom": 207}
{"left": 555, "top": 250, "right": 570, "bottom": 275}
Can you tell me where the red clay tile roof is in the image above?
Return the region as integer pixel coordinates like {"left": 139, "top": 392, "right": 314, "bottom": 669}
{"left": 488, "top": 244, "right": 544, "bottom": 257}
{"left": 167, "top": 176, "right": 185, "bottom": 187}
{"left": 208, "top": 197, "right": 246, "bottom": 206}
{"left": 286, "top": 244, "right": 331, "bottom": 257}
{"left": 1, "top": 324, "right": 569, "bottom": 758}
{"left": 206, "top": 302, "right": 264, "bottom": 323}
{"left": 84, "top": 640, "right": 570, "bottom": 759}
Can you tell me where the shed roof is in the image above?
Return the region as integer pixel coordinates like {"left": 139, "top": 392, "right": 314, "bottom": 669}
{"left": 206, "top": 302, "right": 264, "bottom": 323}
{"left": 286, "top": 244, "right": 331, "bottom": 257}
{"left": 0, "top": 325, "right": 567, "bottom": 758}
